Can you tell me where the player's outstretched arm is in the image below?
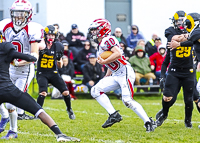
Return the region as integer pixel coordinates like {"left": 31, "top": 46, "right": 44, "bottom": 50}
{"left": 7, "top": 49, "right": 37, "bottom": 63}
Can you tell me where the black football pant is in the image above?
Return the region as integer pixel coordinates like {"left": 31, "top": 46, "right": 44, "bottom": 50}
{"left": 162, "top": 69, "right": 194, "bottom": 120}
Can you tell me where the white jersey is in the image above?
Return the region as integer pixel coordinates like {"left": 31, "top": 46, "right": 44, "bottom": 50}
{"left": 98, "top": 35, "right": 130, "bottom": 75}
{"left": 3, "top": 21, "right": 43, "bottom": 72}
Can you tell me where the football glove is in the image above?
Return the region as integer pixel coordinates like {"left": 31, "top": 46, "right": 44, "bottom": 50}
{"left": 159, "top": 78, "right": 165, "bottom": 90}
{"left": 56, "top": 50, "right": 64, "bottom": 61}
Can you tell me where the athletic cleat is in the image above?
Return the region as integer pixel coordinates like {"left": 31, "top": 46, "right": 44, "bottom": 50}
{"left": 185, "top": 119, "right": 192, "bottom": 128}
{"left": 156, "top": 113, "right": 167, "bottom": 127}
{"left": 145, "top": 117, "right": 157, "bottom": 132}
{"left": 17, "top": 113, "right": 34, "bottom": 120}
{"left": 67, "top": 109, "right": 75, "bottom": 120}
{"left": 56, "top": 134, "right": 80, "bottom": 142}
{"left": 156, "top": 109, "right": 163, "bottom": 120}
{"left": 102, "top": 110, "right": 122, "bottom": 128}
{"left": 0, "top": 117, "right": 9, "bottom": 133}
{"left": 1, "top": 130, "right": 17, "bottom": 139}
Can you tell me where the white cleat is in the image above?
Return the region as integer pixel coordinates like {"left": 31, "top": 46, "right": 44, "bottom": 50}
{"left": 56, "top": 134, "right": 80, "bottom": 142}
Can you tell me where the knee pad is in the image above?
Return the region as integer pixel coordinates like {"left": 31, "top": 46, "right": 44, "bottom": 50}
{"left": 91, "top": 86, "right": 102, "bottom": 98}
{"left": 122, "top": 95, "right": 133, "bottom": 108}
{"left": 6, "top": 103, "right": 16, "bottom": 110}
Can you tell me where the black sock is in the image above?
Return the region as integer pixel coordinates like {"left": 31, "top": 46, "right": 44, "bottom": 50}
{"left": 50, "top": 125, "right": 62, "bottom": 135}
{"left": 63, "top": 95, "right": 71, "bottom": 111}
{"left": 37, "top": 95, "right": 46, "bottom": 107}
{"left": 162, "top": 98, "right": 172, "bottom": 117}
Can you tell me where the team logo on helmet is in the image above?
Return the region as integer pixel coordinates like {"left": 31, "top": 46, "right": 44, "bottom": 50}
{"left": 184, "top": 13, "right": 200, "bottom": 33}
{"left": 88, "top": 18, "right": 111, "bottom": 40}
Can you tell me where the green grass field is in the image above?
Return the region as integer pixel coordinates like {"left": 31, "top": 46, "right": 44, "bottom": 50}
{"left": 1, "top": 72, "right": 199, "bottom": 143}
{"left": 1, "top": 97, "right": 200, "bottom": 143}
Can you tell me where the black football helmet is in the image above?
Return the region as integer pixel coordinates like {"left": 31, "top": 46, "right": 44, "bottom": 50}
{"left": 44, "top": 25, "right": 58, "bottom": 44}
{"left": 172, "top": 10, "right": 186, "bottom": 30}
{"left": 184, "top": 13, "right": 200, "bottom": 33}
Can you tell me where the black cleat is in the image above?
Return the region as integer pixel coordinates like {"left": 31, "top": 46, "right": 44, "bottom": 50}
{"left": 156, "top": 109, "right": 163, "bottom": 120}
{"left": 185, "top": 119, "right": 192, "bottom": 128}
{"left": 17, "top": 113, "right": 34, "bottom": 120}
{"left": 145, "top": 117, "right": 157, "bottom": 132}
{"left": 102, "top": 110, "right": 122, "bottom": 128}
{"left": 156, "top": 113, "right": 167, "bottom": 127}
{"left": 67, "top": 109, "right": 76, "bottom": 120}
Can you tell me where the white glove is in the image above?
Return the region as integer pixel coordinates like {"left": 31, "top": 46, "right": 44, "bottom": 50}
{"left": 12, "top": 59, "right": 19, "bottom": 67}
{"left": 196, "top": 78, "right": 200, "bottom": 92}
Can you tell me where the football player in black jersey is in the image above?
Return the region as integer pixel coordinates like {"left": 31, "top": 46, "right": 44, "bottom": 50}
{"left": 0, "top": 42, "right": 80, "bottom": 141}
{"left": 156, "top": 11, "right": 195, "bottom": 128}
{"left": 36, "top": 25, "right": 75, "bottom": 120}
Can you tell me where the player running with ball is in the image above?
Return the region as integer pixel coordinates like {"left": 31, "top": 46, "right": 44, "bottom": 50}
{"left": 88, "top": 18, "right": 157, "bottom": 132}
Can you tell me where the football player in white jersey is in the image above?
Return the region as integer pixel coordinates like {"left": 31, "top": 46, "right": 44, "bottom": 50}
{"left": 0, "top": 0, "right": 42, "bottom": 139}
{"left": 89, "top": 18, "right": 157, "bottom": 132}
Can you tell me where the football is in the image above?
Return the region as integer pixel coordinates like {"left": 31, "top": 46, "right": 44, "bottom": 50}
{"left": 99, "top": 51, "right": 113, "bottom": 60}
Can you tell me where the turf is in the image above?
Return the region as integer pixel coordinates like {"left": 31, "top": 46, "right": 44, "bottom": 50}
{"left": 1, "top": 97, "right": 200, "bottom": 143}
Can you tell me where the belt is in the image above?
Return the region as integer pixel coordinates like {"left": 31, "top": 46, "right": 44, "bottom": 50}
{"left": 169, "top": 67, "right": 194, "bottom": 73}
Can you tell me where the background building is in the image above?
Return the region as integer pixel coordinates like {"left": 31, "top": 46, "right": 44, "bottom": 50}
{"left": 1, "top": 0, "right": 200, "bottom": 45}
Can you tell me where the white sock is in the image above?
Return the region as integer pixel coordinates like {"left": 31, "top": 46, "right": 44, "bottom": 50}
{"left": 0, "top": 104, "right": 9, "bottom": 118}
{"left": 17, "top": 107, "right": 24, "bottom": 115}
{"left": 129, "top": 100, "right": 150, "bottom": 123}
{"left": 9, "top": 110, "right": 18, "bottom": 133}
{"left": 95, "top": 94, "right": 116, "bottom": 115}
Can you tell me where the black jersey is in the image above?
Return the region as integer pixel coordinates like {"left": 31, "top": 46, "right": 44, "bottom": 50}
{"left": 164, "top": 27, "right": 193, "bottom": 69}
{"left": 37, "top": 42, "right": 64, "bottom": 72}
{"left": 188, "top": 27, "right": 200, "bottom": 61}
{"left": 0, "top": 42, "right": 15, "bottom": 89}
{"left": 0, "top": 42, "right": 37, "bottom": 90}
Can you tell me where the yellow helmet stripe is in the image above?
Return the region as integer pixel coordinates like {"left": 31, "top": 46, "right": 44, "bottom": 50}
{"left": 44, "top": 27, "right": 49, "bottom": 34}
{"left": 174, "top": 13, "right": 179, "bottom": 20}
{"left": 186, "top": 15, "right": 195, "bottom": 33}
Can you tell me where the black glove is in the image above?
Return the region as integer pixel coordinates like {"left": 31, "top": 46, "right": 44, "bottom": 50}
{"left": 159, "top": 77, "right": 165, "bottom": 90}
{"left": 56, "top": 50, "right": 63, "bottom": 61}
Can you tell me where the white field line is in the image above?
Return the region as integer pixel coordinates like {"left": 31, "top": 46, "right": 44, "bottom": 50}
{"left": 44, "top": 106, "right": 200, "bottom": 123}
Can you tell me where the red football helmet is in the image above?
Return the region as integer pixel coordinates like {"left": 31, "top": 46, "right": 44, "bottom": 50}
{"left": 88, "top": 18, "right": 111, "bottom": 40}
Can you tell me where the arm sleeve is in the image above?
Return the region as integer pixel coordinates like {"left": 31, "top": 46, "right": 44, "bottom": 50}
{"left": 180, "top": 41, "right": 193, "bottom": 47}
{"left": 7, "top": 49, "right": 37, "bottom": 63}
{"left": 194, "top": 41, "right": 200, "bottom": 61}
{"left": 160, "top": 49, "right": 170, "bottom": 78}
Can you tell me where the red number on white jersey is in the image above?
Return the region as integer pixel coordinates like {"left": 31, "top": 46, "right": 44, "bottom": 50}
{"left": 104, "top": 38, "right": 116, "bottom": 49}
{"left": 107, "top": 61, "right": 120, "bottom": 71}
{"left": 11, "top": 41, "right": 23, "bottom": 53}
{"left": 11, "top": 41, "right": 23, "bottom": 61}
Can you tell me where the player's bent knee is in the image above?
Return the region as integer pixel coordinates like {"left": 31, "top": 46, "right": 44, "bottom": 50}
{"left": 6, "top": 103, "right": 16, "bottom": 112}
{"left": 122, "top": 96, "right": 133, "bottom": 108}
{"left": 40, "top": 92, "right": 47, "bottom": 96}
{"left": 91, "top": 86, "right": 101, "bottom": 98}
{"left": 62, "top": 91, "right": 69, "bottom": 96}
{"left": 35, "top": 109, "right": 45, "bottom": 118}
{"left": 163, "top": 95, "right": 173, "bottom": 102}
